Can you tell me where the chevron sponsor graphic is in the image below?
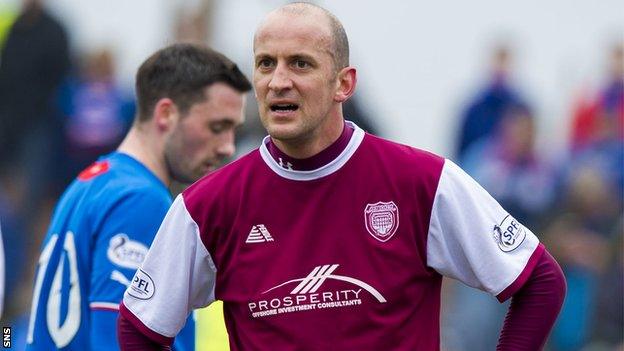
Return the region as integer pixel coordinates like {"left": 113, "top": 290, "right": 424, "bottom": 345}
{"left": 246, "top": 224, "right": 274, "bottom": 243}
{"left": 248, "top": 264, "right": 386, "bottom": 318}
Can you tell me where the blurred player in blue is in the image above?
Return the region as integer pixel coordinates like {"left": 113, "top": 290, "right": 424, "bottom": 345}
{"left": 25, "top": 43, "right": 251, "bottom": 350}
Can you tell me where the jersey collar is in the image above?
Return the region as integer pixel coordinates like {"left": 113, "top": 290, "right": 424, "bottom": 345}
{"left": 259, "top": 121, "right": 365, "bottom": 181}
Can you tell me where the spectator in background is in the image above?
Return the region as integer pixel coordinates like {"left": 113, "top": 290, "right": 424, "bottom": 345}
{"left": 173, "top": 0, "right": 211, "bottom": 44}
{"left": 0, "top": 0, "right": 69, "bottom": 175}
{"left": 592, "top": 219, "right": 623, "bottom": 350}
{"left": 58, "top": 48, "right": 135, "bottom": 183}
{"left": 544, "top": 166, "right": 619, "bottom": 351}
{"left": 570, "top": 43, "right": 623, "bottom": 152}
{"left": 462, "top": 104, "right": 557, "bottom": 229}
{"left": 456, "top": 44, "right": 527, "bottom": 164}
{"left": 0, "top": 0, "right": 70, "bottom": 326}
{"left": 568, "top": 43, "right": 624, "bottom": 197}
{"left": 543, "top": 43, "right": 624, "bottom": 351}
{"left": 0, "top": 2, "right": 17, "bottom": 46}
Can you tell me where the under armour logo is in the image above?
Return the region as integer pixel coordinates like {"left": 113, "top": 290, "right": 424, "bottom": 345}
{"left": 278, "top": 158, "right": 293, "bottom": 170}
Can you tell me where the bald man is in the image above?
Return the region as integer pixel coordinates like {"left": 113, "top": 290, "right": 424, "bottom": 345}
{"left": 118, "top": 3, "right": 566, "bottom": 350}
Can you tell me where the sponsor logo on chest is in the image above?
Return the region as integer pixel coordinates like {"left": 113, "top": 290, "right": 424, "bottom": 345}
{"left": 248, "top": 264, "right": 386, "bottom": 318}
{"left": 107, "top": 234, "right": 149, "bottom": 269}
{"left": 364, "top": 201, "right": 399, "bottom": 242}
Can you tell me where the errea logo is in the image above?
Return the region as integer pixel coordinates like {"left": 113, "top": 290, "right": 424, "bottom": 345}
{"left": 246, "top": 225, "right": 274, "bottom": 243}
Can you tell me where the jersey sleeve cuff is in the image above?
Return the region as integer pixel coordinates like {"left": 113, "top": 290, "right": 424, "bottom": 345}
{"left": 119, "top": 302, "right": 174, "bottom": 346}
{"left": 496, "top": 243, "right": 545, "bottom": 302}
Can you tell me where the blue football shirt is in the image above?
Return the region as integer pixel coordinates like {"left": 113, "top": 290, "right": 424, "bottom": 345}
{"left": 25, "top": 152, "right": 194, "bottom": 351}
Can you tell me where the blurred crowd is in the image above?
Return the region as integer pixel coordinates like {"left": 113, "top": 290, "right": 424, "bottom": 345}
{"left": 0, "top": 1, "right": 622, "bottom": 351}
{"left": 444, "top": 44, "right": 623, "bottom": 351}
{"left": 0, "top": 1, "right": 140, "bottom": 347}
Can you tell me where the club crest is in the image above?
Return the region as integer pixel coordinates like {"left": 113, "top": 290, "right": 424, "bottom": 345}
{"left": 364, "top": 201, "right": 399, "bottom": 242}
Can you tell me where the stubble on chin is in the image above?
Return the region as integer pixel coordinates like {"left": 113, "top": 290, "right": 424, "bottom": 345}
{"left": 266, "top": 124, "right": 302, "bottom": 142}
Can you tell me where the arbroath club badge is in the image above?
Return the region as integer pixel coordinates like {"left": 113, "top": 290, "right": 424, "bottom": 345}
{"left": 364, "top": 201, "right": 399, "bottom": 242}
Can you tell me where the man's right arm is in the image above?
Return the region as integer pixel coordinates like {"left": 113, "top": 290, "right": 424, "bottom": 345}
{"left": 89, "top": 187, "right": 170, "bottom": 351}
{"left": 117, "top": 195, "right": 217, "bottom": 349}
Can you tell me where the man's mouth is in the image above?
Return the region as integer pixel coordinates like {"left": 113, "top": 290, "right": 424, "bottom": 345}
{"left": 270, "top": 103, "right": 299, "bottom": 112}
{"left": 203, "top": 160, "right": 217, "bottom": 169}
{"left": 201, "top": 164, "right": 216, "bottom": 174}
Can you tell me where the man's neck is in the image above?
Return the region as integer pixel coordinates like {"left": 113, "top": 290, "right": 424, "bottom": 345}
{"left": 267, "top": 119, "right": 353, "bottom": 171}
{"left": 117, "top": 126, "right": 171, "bottom": 186}
{"left": 271, "top": 115, "right": 345, "bottom": 159}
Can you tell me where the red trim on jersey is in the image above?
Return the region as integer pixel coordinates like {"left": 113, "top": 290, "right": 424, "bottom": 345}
{"left": 496, "top": 243, "right": 545, "bottom": 302}
{"left": 118, "top": 302, "right": 173, "bottom": 346}
{"left": 90, "top": 306, "right": 119, "bottom": 312}
{"left": 90, "top": 301, "right": 120, "bottom": 311}
{"left": 78, "top": 160, "right": 110, "bottom": 181}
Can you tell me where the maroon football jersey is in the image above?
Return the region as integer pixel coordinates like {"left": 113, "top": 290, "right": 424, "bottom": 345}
{"left": 121, "top": 122, "right": 543, "bottom": 350}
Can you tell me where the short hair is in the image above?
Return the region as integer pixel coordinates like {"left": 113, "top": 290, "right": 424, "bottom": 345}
{"left": 135, "top": 43, "right": 251, "bottom": 122}
{"left": 277, "top": 2, "right": 349, "bottom": 70}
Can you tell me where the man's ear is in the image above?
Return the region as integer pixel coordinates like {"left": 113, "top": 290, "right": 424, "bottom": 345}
{"left": 153, "top": 98, "right": 179, "bottom": 132}
{"left": 334, "top": 66, "right": 357, "bottom": 103}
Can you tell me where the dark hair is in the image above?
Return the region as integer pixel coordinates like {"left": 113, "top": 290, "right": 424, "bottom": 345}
{"left": 135, "top": 43, "right": 251, "bottom": 122}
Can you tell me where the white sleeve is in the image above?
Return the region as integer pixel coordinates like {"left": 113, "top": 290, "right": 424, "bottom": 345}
{"left": 122, "top": 194, "right": 216, "bottom": 338}
{"left": 426, "top": 159, "right": 540, "bottom": 296}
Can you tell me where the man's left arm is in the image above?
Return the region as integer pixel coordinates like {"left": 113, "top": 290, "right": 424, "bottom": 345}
{"left": 496, "top": 250, "right": 566, "bottom": 350}
{"left": 427, "top": 159, "right": 566, "bottom": 350}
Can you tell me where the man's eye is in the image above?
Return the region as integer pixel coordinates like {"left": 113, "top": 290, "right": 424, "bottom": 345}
{"left": 210, "top": 123, "right": 227, "bottom": 134}
{"left": 294, "top": 60, "right": 310, "bottom": 69}
{"left": 258, "top": 59, "right": 273, "bottom": 68}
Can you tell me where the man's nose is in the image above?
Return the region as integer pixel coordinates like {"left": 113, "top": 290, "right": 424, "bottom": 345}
{"left": 216, "top": 130, "right": 236, "bottom": 159}
{"left": 267, "top": 63, "right": 293, "bottom": 93}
